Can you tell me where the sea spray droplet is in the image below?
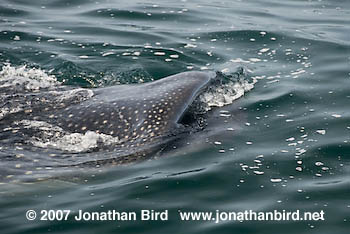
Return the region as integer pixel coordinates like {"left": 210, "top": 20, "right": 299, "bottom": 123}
{"left": 259, "top": 48, "right": 270, "bottom": 53}
{"left": 316, "top": 130, "right": 326, "bottom": 135}
{"left": 154, "top": 52, "right": 165, "bottom": 56}
{"left": 331, "top": 114, "right": 341, "bottom": 118}
{"left": 102, "top": 52, "right": 115, "bottom": 57}
{"left": 184, "top": 43, "right": 197, "bottom": 48}
{"left": 270, "top": 178, "right": 282, "bottom": 183}
{"left": 253, "top": 171, "right": 264, "bottom": 175}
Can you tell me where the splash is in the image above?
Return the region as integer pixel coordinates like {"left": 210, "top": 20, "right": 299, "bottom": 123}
{"left": 199, "top": 68, "right": 256, "bottom": 110}
{"left": 0, "top": 64, "right": 257, "bottom": 183}
{"left": 0, "top": 64, "right": 255, "bottom": 154}
{"left": 0, "top": 64, "right": 94, "bottom": 120}
{"left": 14, "top": 120, "right": 120, "bottom": 153}
{"left": 0, "top": 64, "right": 59, "bottom": 91}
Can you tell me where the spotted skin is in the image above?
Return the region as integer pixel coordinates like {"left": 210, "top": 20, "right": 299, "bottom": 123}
{"left": 0, "top": 71, "right": 219, "bottom": 182}
{"left": 42, "top": 71, "right": 216, "bottom": 145}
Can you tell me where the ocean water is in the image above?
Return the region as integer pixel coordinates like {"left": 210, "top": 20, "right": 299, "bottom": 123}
{"left": 1, "top": 0, "right": 350, "bottom": 233}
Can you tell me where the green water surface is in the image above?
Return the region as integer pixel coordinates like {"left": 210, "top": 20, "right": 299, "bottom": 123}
{"left": 0, "top": 0, "right": 349, "bottom": 233}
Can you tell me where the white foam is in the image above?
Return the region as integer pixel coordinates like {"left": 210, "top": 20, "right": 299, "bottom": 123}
{"left": 50, "top": 88, "right": 94, "bottom": 102}
{"left": 0, "top": 106, "right": 23, "bottom": 120}
{"left": 0, "top": 64, "right": 94, "bottom": 120}
{"left": 199, "top": 77, "right": 256, "bottom": 111}
{"left": 0, "top": 64, "right": 59, "bottom": 91}
{"left": 16, "top": 120, "right": 120, "bottom": 152}
{"left": 32, "top": 131, "right": 119, "bottom": 152}
{"left": 18, "top": 120, "right": 63, "bottom": 132}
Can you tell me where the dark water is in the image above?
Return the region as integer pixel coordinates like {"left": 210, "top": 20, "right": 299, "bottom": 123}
{"left": 1, "top": 0, "right": 350, "bottom": 233}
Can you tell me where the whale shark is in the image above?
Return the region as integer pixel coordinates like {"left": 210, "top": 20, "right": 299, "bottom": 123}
{"left": 1, "top": 71, "right": 216, "bottom": 149}
{"left": 54, "top": 71, "right": 216, "bottom": 143}
{"left": 0, "top": 66, "right": 253, "bottom": 182}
